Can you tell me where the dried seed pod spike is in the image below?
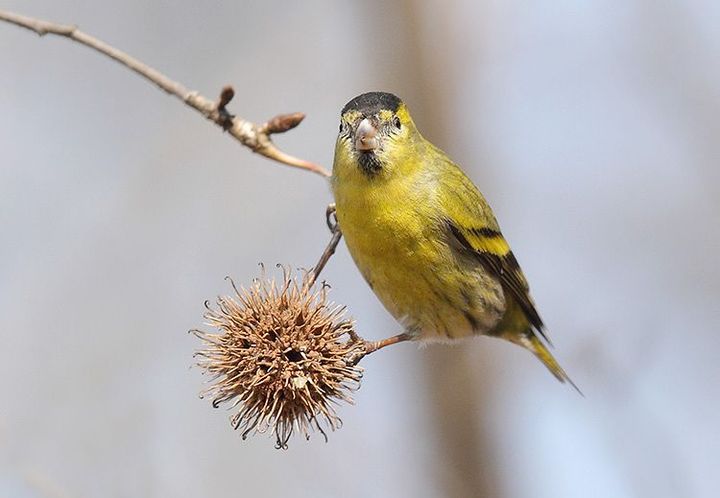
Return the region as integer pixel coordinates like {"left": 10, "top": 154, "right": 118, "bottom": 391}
{"left": 194, "top": 268, "right": 366, "bottom": 448}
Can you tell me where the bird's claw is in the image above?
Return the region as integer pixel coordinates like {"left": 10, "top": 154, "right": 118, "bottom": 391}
{"left": 326, "top": 203, "right": 338, "bottom": 232}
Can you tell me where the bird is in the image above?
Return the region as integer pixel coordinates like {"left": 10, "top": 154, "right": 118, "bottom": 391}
{"left": 331, "top": 91, "right": 578, "bottom": 390}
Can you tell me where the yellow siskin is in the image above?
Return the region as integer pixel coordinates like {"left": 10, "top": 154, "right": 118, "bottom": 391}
{"left": 331, "top": 91, "right": 578, "bottom": 390}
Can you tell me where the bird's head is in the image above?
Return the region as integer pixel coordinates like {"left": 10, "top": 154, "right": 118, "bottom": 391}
{"left": 335, "top": 92, "right": 418, "bottom": 177}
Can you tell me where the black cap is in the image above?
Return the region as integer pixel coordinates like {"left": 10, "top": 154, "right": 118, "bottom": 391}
{"left": 341, "top": 92, "right": 402, "bottom": 116}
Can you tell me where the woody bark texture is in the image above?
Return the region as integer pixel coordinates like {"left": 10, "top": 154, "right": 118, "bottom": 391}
{"left": 0, "top": 9, "right": 330, "bottom": 178}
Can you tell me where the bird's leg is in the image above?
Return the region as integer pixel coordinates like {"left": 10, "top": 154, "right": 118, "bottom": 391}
{"left": 326, "top": 203, "right": 338, "bottom": 232}
{"left": 346, "top": 332, "right": 412, "bottom": 366}
{"left": 364, "top": 332, "right": 412, "bottom": 354}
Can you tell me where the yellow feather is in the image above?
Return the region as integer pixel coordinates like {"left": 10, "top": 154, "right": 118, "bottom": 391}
{"left": 331, "top": 92, "right": 577, "bottom": 388}
{"left": 462, "top": 231, "right": 510, "bottom": 256}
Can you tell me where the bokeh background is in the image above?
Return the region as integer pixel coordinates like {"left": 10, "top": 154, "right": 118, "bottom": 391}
{"left": 1, "top": 1, "right": 718, "bottom": 497}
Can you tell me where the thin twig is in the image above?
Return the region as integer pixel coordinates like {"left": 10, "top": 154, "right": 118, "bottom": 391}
{"left": 308, "top": 229, "right": 343, "bottom": 288}
{"left": 306, "top": 204, "right": 342, "bottom": 287}
{"left": 0, "top": 8, "right": 415, "bottom": 367}
{"left": 0, "top": 9, "right": 330, "bottom": 178}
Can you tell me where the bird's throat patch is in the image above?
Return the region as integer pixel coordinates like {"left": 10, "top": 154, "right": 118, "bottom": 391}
{"left": 358, "top": 151, "right": 383, "bottom": 176}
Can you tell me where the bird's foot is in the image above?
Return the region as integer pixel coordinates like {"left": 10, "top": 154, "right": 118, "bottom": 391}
{"left": 326, "top": 203, "right": 338, "bottom": 232}
{"left": 365, "top": 332, "right": 412, "bottom": 354}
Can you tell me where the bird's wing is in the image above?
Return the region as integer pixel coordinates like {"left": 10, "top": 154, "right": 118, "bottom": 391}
{"left": 441, "top": 166, "right": 548, "bottom": 340}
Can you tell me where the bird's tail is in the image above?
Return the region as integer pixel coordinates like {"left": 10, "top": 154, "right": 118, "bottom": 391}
{"left": 522, "top": 333, "right": 582, "bottom": 395}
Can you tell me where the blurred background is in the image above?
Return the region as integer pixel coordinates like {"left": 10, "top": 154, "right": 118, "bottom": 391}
{"left": 1, "top": 1, "right": 718, "bottom": 497}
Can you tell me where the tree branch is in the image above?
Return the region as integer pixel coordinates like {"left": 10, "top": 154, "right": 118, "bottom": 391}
{"left": 0, "top": 9, "right": 330, "bottom": 178}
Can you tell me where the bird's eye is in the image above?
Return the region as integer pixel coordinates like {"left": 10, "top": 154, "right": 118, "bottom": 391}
{"left": 393, "top": 116, "right": 401, "bottom": 129}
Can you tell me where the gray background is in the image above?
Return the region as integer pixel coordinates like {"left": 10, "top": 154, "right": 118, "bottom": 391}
{"left": 1, "top": 1, "right": 718, "bottom": 497}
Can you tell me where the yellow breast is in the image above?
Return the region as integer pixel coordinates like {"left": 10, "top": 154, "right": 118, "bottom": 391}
{"left": 331, "top": 148, "right": 503, "bottom": 339}
{"left": 334, "top": 171, "right": 430, "bottom": 325}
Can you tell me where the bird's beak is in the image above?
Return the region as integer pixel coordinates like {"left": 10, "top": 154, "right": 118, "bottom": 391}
{"left": 354, "top": 118, "right": 379, "bottom": 151}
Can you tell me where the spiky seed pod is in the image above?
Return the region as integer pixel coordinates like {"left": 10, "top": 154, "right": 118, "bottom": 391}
{"left": 193, "top": 267, "right": 365, "bottom": 449}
